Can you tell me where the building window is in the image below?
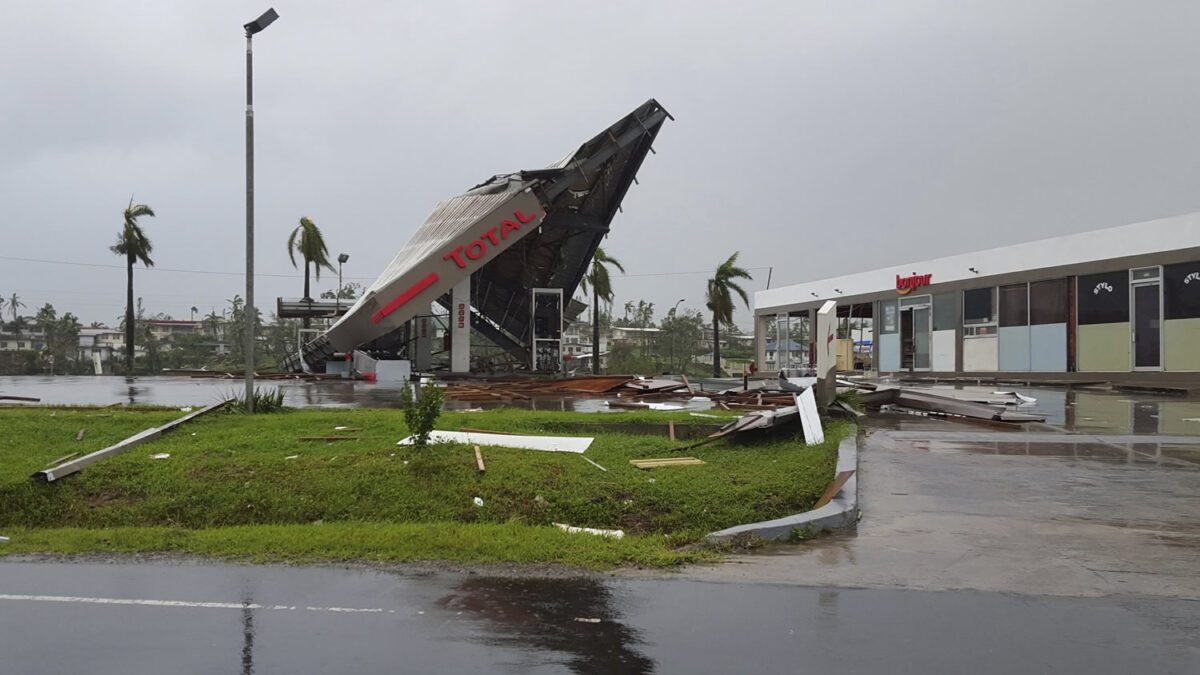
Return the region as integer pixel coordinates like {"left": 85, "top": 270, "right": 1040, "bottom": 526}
{"left": 963, "top": 288, "right": 996, "bottom": 325}
{"left": 932, "top": 293, "right": 957, "bottom": 331}
{"left": 999, "top": 284, "right": 1029, "bottom": 327}
{"left": 879, "top": 300, "right": 898, "bottom": 334}
{"left": 1030, "top": 278, "right": 1069, "bottom": 325}
{"left": 1164, "top": 261, "right": 1200, "bottom": 319}
{"left": 1078, "top": 271, "right": 1129, "bottom": 325}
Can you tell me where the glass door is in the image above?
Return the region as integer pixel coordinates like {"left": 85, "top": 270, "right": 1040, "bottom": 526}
{"left": 1132, "top": 283, "right": 1161, "bottom": 370}
{"left": 900, "top": 309, "right": 914, "bottom": 369}
{"left": 913, "top": 306, "right": 931, "bottom": 370}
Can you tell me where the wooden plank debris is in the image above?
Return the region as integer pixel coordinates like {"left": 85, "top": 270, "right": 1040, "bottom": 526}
{"left": 630, "top": 457, "right": 706, "bottom": 469}
{"left": 299, "top": 437, "right": 361, "bottom": 442}
{"left": 32, "top": 399, "right": 231, "bottom": 482}
{"left": 0, "top": 395, "right": 40, "bottom": 402}
{"left": 668, "top": 420, "right": 676, "bottom": 441}
{"left": 814, "top": 470, "right": 855, "bottom": 509}
{"left": 474, "top": 445, "right": 486, "bottom": 473}
{"left": 76, "top": 428, "right": 85, "bottom": 441}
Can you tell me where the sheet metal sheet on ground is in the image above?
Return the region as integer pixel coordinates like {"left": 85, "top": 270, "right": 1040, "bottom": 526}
{"left": 397, "top": 430, "right": 593, "bottom": 453}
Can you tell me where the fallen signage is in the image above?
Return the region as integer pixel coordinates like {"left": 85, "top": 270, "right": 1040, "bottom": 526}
{"left": 32, "top": 400, "right": 231, "bottom": 482}
{"left": 397, "top": 430, "right": 593, "bottom": 453}
{"left": 795, "top": 389, "right": 824, "bottom": 445}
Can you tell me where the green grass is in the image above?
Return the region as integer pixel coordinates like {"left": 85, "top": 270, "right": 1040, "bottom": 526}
{"left": 0, "top": 405, "right": 845, "bottom": 569}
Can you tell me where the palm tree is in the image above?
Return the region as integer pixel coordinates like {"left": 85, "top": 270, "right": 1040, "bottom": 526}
{"left": 190, "top": 306, "right": 198, "bottom": 321}
{"left": 705, "top": 251, "right": 752, "bottom": 377}
{"left": 287, "top": 217, "right": 335, "bottom": 328}
{"left": 110, "top": 198, "right": 156, "bottom": 373}
{"left": 8, "top": 292, "right": 23, "bottom": 322}
{"left": 287, "top": 217, "right": 335, "bottom": 302}
{"left": 579, "top": 247, "right": 625, "bottom": 374}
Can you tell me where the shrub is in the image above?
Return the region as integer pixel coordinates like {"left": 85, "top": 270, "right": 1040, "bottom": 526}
{"left": 400, "top": 380, "right": 444, "bottom": 445}
{"left": 226, "top": 387, "right": 286, "bottom": 414}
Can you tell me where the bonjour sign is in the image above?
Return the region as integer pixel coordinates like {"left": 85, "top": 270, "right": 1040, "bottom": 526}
{"left": 896, "top": 273, "right": 932, "bottom": 295}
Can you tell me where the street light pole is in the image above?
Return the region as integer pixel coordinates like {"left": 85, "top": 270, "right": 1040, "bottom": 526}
{"left": 336, "top": 253, "right": 349, "bottom": 313}
{"left": 670, "top": 298, "right": 684, "bottom": 373}
{"left": 243, "top": 8, "right": 278, "bottom": 413}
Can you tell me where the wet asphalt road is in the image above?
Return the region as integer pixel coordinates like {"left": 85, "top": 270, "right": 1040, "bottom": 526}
{"left": 1, "top": 560, "right": 1198, "bottom": 674}
{"left": 3, "top": 386, "right": 1200, "bottom": 672}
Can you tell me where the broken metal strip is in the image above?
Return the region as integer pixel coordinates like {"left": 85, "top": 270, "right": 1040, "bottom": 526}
{"left": 32, "top": 400, "right": 231, "bottom": 483}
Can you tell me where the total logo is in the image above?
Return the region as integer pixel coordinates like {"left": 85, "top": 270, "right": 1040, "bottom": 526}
{"left": 1093, "top": 282, "right": 1113, "bottom": 295}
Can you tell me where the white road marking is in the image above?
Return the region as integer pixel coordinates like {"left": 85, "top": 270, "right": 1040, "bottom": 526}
{"left": 0, "top": 594, "right": 389, "bottom": 614}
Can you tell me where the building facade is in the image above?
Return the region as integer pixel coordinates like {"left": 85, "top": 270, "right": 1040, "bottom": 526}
{"left": 754, "top": 212, "right": 1200, "bottom": 377}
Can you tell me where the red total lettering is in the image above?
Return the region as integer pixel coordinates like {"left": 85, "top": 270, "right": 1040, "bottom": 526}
{"left": 465, "top": 240, "right": 486, "bottom": 260}
{"left": 443, "top": 245, "right": 467, "bottom": 268}
{"left": 515, "top": 209, "right": 537, "bottom": 224}
{"left": 481, "top": 227, "right": 500, "bottom": 245}
{"left": 500, "top": 220, "right": 520, "bottom": 238}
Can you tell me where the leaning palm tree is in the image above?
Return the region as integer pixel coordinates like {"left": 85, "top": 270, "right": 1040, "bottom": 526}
{"left": 705, "top": 251, "right": 752, "bottom": 377}
{"left": 579, "top": 247, "right": 625, "bottom": 374}
{"left": 110, "top": 198, "right": 156, "bottom": 373}
{"left": 287, "top": 217, "right": 335, "bottom": 328}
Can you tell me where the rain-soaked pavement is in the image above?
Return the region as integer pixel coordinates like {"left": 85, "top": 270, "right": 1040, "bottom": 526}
{"left": 1, "top": 560, "right": 1197, "bottom": 673}
{"left": 3, "top": 384, "right": 1199, "bottom": 671}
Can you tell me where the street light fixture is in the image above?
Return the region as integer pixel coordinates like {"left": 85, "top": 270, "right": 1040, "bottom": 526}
{"left": 243, "top": 7, "right": 279, "bottom": 413}
{"left": 337, "top": 253, "right": 350, "bottom": 313}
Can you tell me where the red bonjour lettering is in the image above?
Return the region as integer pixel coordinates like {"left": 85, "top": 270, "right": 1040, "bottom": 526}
{"left": 514, "top": 209, "right": 537, "bottom": 224}
{"left": 500, "top": 219, "right": 521, "bottom": 238}
{"left": 465, "top": 240, "right": 486, "bottom": 260}
{"left": 481, "top": 227, "right": 500, "bottom": 245}
{"left": 443, "top": 246, "right": 467, "bottom": 268}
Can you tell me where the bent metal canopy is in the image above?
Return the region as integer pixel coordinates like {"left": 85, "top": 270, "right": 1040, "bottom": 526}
{"left": 290, "top": 99, "right": 671, "bottom": 371}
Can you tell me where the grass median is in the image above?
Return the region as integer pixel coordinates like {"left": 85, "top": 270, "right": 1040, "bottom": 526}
{"left": 0, "top": 405, "right": 844, "bottom": 569}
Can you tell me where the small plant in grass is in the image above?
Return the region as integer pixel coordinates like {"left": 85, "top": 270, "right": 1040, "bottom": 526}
{"left": 226, "top": 387, "right": 286, "bottom": 414}
{"left": 400, "top": 380, "right": 444, "bottom": 445}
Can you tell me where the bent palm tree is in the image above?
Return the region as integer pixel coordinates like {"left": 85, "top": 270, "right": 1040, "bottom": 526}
{"left": 287, "top": 217, "right": 335, "bottom": 328}
{"left": 705, "top": 252, "right": 752, "bottom": 377}
{"left": 579, "top": 247, "right": 625, "bottom": 374}
{"left": 110, "top": 198, "right": 156, "bottom": 373}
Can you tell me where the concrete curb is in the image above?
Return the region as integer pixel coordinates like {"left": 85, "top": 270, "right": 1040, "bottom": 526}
{"left": 706, "top": 426, "right": 860, "bottom": 542}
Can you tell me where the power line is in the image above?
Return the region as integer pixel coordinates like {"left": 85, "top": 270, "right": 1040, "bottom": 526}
{"left": 0, "top": 254, "right": 772, "bottom": 281}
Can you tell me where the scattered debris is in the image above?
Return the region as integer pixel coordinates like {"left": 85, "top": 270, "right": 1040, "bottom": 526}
{"left": 334, "top": 426, "right": 363, "bottom": 432}
{"left": 631, "top": 457, "right": 706, "bottom": 469}
{"left": 668, "top": 420, "right": 676, "bottom": 441}
{"left": 860, "top": 387, "right": 1046, "bottom": 423}
{"left": 581, "top": 456, "right": 608, "bottom": 472}
{"left": 180, "top": 407, "right": 193, "bottom": 413}
{"left": 299, "top": 437, "right": 360, "bottom": 442}
{"left": 75, "top": 428, "right": 85, "bottom": 441}
{"left": 0, "top": 536, "right": 9, "bottom": 543}
{"left": 690, "top": 412, "right": 721, "bottom": 419}
{"left": 0, "top": 395, "right": 40, "bottom": 402}
{"left": 814, "top": 470, "right": 856, "bottom": 509}
{"left": 473, "top": 497, "right": 484, "bottom": 507}
{"left": 554, "top": 523, "right": 625, "bottom": 538}
{"left": 795, "top": 389, "right": 824, "bottom": 445}
{"left": 150, "top": 453, "right": 170, "bottom": 460}
{"left": 46, "top": 452, "right": 79, "bottom": 467}
{"left": 474, "top": 445, "right": 486, "bottom": 473}
{"left": 1182, "top": 418, "right": 1200, "bottom": 423}
{"left": 573, "top": 617, "right": 602, "bottom": 623}
{"left": 284, "top": 455, "right": 299, "bottom": 460}
{"left": 397, "top": 430, "right": 593, "bottom": 454}
{"left": 32, "top": 399, "right": 232, "bottom": 483}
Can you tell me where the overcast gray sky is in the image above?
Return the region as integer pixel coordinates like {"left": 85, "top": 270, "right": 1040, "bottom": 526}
{"left": 3, "top": 0, "right": 1199, "bottom": 329}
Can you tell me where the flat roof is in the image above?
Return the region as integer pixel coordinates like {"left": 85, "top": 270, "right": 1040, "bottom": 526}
{"left": 756, "top": 210, "right": 1200, "bottom": 315}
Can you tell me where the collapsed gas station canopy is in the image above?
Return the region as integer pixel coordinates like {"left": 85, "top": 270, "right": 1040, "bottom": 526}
{"left": 290, "top": 99, "right": 671, "bottom": 371}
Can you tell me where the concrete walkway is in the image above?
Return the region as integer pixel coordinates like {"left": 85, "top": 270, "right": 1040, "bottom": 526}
{"left": 680, "top": 413, "right": 1200, "bottom": 599}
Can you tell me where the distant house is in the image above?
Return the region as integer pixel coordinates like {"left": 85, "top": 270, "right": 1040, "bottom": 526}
{"left": 765, "top": 339, "right": 807, "bottom": 369}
